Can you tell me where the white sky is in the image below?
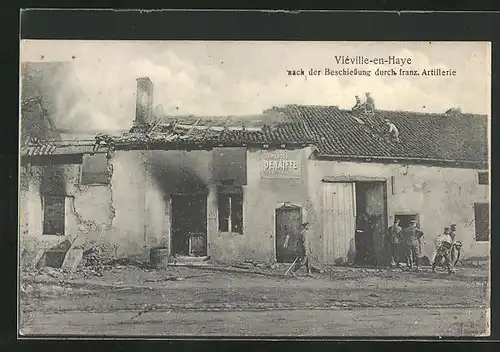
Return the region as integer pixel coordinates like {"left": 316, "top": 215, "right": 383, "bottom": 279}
{"left": 20, "top": 40, "right": 491, "bottom": 130}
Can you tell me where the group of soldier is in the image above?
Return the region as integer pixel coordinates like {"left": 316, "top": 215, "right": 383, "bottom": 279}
{"left": 386, "top": 219, "right": 462, "bottom": 274}
{"left": 283, "top": 218, "right": 462, "bottom": 277}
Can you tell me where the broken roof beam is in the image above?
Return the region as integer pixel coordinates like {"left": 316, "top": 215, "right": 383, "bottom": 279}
{"left": 186, "top": 118, "right": 202, "bottom": 136}
{"left": 174, "top": 117, "right": 263, "bottom": 132}
{"left": 147, "top": 120, "right": 162, "bottom": 136}
{"left": 166, "top": 119, "right": 180, "bottom": 134}
{"left": 200, "top": 121, "right": 214, "bottom": 139}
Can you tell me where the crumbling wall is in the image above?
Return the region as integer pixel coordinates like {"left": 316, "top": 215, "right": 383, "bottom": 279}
{"left": 20, "top": 148, "right": 222, "bottom": 265}
{"left": 20, "top": 163, "right": 72, "bottom": 267}
{"left": 20, "top": 154, "right": 118, "bottom": 266}
{"left": 19, "top": 165, "right": 46, "bottom": 266}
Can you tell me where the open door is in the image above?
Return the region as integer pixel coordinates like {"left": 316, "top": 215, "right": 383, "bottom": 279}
{"left": 276, "top": 204, "right": 302, "bottom": 263}
{"left": 323, "top": 182, "right": 356, "bottom": 264}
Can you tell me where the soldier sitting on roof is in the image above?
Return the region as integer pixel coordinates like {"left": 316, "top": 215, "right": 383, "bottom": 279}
{"left": 364, "top": 92, "right": 375, "bottom": 113}
{"left": 351, "top": 95, "right": 364, "bottom": 112}
{"left": 384, "top": 119, "right": 400, "bottom": 143}
{"left": 92, "top": 133, "right": 107, "bottom": 154}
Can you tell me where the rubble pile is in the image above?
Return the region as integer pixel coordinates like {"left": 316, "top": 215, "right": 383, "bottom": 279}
{"left": 77, "top": 247, "right": 110, "bottom": 277}
{"left": 231, "top": 260, "right": 267, "bottom": 270}
{"left": 75, "top": 241, "right": 119, "bottom": 277}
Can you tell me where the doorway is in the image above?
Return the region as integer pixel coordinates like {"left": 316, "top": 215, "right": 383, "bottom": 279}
{"left": 394, "top": 213, "right": 420, "bottom": 229}
{"left": 171, "top": 194, "right": 207, "bottom": 257}
{"left": 276, "top": 204, "right": 302, "bottom": 263}
{"left": 354, "top": 181, "right": 388, "bottom": 266}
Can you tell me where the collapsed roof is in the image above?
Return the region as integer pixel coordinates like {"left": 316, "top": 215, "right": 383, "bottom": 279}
{"left": 21, "top": 105, "right": 489, "bottom": 168}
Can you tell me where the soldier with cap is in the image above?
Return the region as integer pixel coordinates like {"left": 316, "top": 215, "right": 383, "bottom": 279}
{"left": 401, "top": 219, "right": 423, "bottom": 269}
{"left": 386, "top": 218, "right": 402, "bottom": 268}
{"left": 432, "top": 227, "right": 453, "bottom": 274}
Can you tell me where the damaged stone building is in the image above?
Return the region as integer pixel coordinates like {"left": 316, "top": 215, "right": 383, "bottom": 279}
{"left": 20, "top": 73, "right": 490, "bottom": 268}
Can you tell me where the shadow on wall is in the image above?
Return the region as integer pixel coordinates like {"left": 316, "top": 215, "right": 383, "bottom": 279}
{"left": 147, "top": 152, "right": 209, "bottom": 197}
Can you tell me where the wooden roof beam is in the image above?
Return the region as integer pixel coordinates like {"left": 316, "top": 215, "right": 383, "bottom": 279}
{"left": 186, "top": 118, "right": 202, "bottom": 136}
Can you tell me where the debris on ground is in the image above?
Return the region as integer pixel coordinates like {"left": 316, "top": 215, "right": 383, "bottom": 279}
{"left": 266, "top": 263, "right": 279, "bottom": 270}
{"left": 143, "top": 274, "right": 206, "bottom": 283}
{"left": 310, "top": 265, "right": 325, "bottom": 274}
{"left": 232, "top": 261, "right": 267, "bottom": 270}
{"left": 105, "top": 257, "right": 148, "bottom": 268}
{"left": 73, "top": 242, "right": 146, "bottom": 278}
{"left": 76, "top": 246, "right": 111, "bottom": 277}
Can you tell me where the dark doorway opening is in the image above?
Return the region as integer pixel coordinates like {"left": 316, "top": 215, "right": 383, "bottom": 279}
{"left": 394, "top": 213, "right": 420, "bottom": 229}
{"left": 276, "top": 204, "right": 302, "bottom": 263}
{"left": 171, "top": 194, "right": 207, "bottom": 257}
{"left": 354, "top": 181, "right": 388, "bottom": 266}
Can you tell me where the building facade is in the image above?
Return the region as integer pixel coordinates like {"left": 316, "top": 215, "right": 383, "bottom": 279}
{"left": 20, "top": 142, "right": 490, "bottom": 266}
{"left": 20, "top": 75, "right": 490, "bottom": 267}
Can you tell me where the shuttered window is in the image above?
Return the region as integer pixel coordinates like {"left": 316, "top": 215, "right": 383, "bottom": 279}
{"left": 81, "top": 154, "right": 109, "bottom": 185}
{"left": 474, "top": 203, "right": 490, "bottom": 242}
{"left": 43, "top": 195, "right": 65, "bottom": 235}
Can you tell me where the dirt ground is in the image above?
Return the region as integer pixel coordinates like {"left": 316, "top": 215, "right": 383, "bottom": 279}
{"left": 19, "top": 263, "right": 490, "bottom": 337}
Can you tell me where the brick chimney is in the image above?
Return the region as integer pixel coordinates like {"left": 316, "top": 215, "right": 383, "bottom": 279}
{"left": 134, "top": 77, "right": 154, "bottom": 126}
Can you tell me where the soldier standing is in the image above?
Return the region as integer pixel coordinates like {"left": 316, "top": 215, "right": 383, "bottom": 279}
{"left": 387, "top": 218, "right": 402, "bottom": 268}
{"left": 401, "top": 219, "right": 422, "bottom": 269}
{"left": 450, "top": 223, "right": 461, "bottom": 267}
{"left": 290, "top": 222, "right": 313, "bottom": 277}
